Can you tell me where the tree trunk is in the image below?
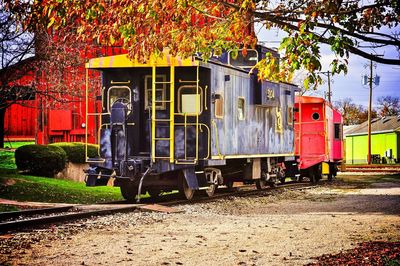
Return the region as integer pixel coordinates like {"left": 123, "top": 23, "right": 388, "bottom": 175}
{"left": 0, "top": 108, "right": 5, "bottom": 148}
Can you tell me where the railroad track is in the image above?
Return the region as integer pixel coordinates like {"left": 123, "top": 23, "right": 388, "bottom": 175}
{"left": 0, "top": 204, "right": 147, "bottom": 233}
{"left": 343, "top": 165, "right": 400, "bottom": 173}
{"left": 0, "top": 181, "right": 318, "bottom": 234}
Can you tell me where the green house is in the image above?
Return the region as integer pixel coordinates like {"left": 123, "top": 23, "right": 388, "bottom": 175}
{"left": 345, "top": 116, "right": 400, "bottom": 164}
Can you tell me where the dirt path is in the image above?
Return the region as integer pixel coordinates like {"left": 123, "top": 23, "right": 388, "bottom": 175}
{"left": 2, "top": 178, "right": 400, "bottom": 265}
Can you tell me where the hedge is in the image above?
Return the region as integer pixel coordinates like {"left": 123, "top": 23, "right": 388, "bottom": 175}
{"left": 50, "top": 142, "right": 99, "bottom": 164}
{"left": 15, "top": 145, "right": 67, "bottom": 177}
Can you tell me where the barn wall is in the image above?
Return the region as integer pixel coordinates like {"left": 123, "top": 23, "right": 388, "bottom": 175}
{"left": 4, "top": 101, "right": 36, "bottom": 140}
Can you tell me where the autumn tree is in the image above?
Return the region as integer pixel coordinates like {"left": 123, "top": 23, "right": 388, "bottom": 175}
{"left": 0, "top": 6, "right": 92, "bottom": 148}
{"left": 334, "top": 98, "right": 377, "bottom": 125}
{"left": 6, "top": 0, "right": 399, "bottom": 90}
{"left": 376, "top": 96, "right": 400, "bottom": 116}
{"left": 0, "top": 8, "right": 36, "bottom": 148}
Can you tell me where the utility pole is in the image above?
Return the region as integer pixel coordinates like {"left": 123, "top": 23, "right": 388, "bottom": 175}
{"left": 367, "top": 59, "right": 373, "bottom": 165}
{"left": 320, "top": 71, "right": 332, "bottom": 103}
{"left": 363, "top": 56, "right": 381, "bottom": 165}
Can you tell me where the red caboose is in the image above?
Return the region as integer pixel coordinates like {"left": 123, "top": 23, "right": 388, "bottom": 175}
{"left": 294, "top": 96, "right": 343, "bottom": 182}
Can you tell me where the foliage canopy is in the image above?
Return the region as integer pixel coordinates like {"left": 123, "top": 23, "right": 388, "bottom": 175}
{"left": 5, "top": 0, "right": 400, "bottom": 88}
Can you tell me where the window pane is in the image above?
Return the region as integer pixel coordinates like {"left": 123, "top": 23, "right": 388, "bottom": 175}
{"left": 178, "top": 85, "right": 203, "bottom": 115}
{"left": 108, "top": 86, "right": 130, "bottom": 111}
{"left": 238, "top": 98, "right": 245, "bottom": 120}
{"left": 145, "top": 75, "right": 166, "bottom": 110}
{"left": 182, "top": 94, "right": 200, "bottom": 113}
{"left": 229, "top": 50, "right": 258, "bottom": 68}
{"left": 334, "top": 123, "right": 342, "bottom": 139}
{"left": 215, "top": 94, "right": 223, "bottom": 118}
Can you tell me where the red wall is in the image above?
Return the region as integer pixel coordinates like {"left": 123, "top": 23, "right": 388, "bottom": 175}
{"left": 6, "top": 45, "right": 125, "bottom": 144}
{"left": 4, "top": 101, "right": 36, "bottom": 140}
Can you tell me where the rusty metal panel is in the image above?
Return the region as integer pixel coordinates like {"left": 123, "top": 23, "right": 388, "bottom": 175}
{"left": 208, "top": 62, "right": 297, "bottom": 159}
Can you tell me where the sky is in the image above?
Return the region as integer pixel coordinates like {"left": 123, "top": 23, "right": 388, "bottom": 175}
{"left": 257, "top": 27, "right": 400, "bottom": 108}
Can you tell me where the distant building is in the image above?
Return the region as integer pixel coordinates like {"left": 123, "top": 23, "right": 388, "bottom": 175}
{"left": 345, "top": 116, "right": 400, "bottom": 164}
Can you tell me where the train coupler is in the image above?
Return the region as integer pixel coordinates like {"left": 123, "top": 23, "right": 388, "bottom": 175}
{"left": 84, "top": 167, "right": 112, "bottom": 187}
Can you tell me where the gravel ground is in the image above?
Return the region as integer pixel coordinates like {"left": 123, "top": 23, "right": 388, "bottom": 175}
{"left": 1, "top": 179, "right": 400, "bottom": 266}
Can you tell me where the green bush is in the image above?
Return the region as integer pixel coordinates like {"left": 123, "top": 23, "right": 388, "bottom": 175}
{"left": 50, "top": 142, "right": 99, "bottom": 164}
{"left": 15, "top": 145, "right": 67, "bottom": 177}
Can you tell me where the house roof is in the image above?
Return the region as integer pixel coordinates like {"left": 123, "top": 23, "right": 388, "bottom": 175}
{"left": 343, "top": 125, "right": 358, "bottom": 136}
{"left": 345, "top": 116, "right": 400, "bottom": 136}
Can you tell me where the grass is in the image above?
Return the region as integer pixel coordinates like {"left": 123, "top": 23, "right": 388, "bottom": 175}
{"left": 3, "top": 141, "right": 35, "bottom": 150}
{"left": 0, "top": 205, "right": 20, "bottom": 212}
{"left": 0, "top": 142, "right": 123, "bottom": 206}
{"left": 0, "top": 173, "right": 123, "bottom": 204}
{"left": 0, "top": 150, "right": 16, "bottom": 170}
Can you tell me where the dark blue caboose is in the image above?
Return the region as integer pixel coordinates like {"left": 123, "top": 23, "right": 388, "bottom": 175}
{"left": 84, "top": 45, "right": 298, "bottom": 200}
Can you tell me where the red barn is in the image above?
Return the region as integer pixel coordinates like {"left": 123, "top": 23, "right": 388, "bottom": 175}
{"left": 3, "top": 46, "right": 125, "bottom": 145}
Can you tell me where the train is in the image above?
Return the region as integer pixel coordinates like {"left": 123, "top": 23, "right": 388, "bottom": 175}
{"left": 293, "top": 96, "right": 343, "bottom": 182}
{"left": 83, "top": 45, "right": 343, "bottom": 201}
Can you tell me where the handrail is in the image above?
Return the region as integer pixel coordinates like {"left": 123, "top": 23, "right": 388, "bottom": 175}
{"left": 211, "top": 120, "right": 223, "bottom": 159}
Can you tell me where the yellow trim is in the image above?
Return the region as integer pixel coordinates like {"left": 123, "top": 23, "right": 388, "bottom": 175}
{"left": 204, "top": 85, "right": 208, "bottom": 111}
{"left": 322, "top": 162, "right": 330, "bottom": 174}
{"left": 85, "top": 68, "right": 89, "bottom": 162}
{"left": 195, "top": 66, "right": 200, "bottom": 162}
{"left": 169, "top": 65, "right": 175, "bottom": 163}
{"left": 275, "top": 107, "right": 283, "bottom": 133}
{"left": 211, "top": 120, "right": 223, "bottom": 159}
{"left": 211, "top": 153, "right": 295, "bottom": 160}
{"left": 86, "top": 52, "right": 199, "bottom": 69}
{"left": 111, "top": 80, "right": 130, "bottom": 84}
{"left": 151, "top": 65, "right": 156, "bottom": 163}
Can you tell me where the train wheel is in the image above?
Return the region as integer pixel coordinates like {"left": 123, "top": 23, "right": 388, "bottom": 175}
{"left": 225, "top": 181, "right": 234, "bottom": 190}
{"left": 120, "top": 180, "right": 138, "bottom": 202}
{"left": 179, "top": 174, "right": 195, "bottom": 200}
{"left": 309, "top": 165, "right": 321, "bottom": 184}
{"left": 147, "top": 189, "right": 162, "bottom": 199}
{"left": 277, "top": 167, "right": 286, "bottom": 184}
{"left": 316, "top": 164, "right": 322, "bottom": 182}
{"left": 205, "top": 184, "right": 217, "bottom": 197}
{"left": 255, "top": 179, "right": 267, "bottom": 190}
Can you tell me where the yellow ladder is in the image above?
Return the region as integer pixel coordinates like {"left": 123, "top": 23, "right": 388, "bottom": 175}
{"left": 174, "top": 66, "right": 200, "bottom": 165}
{"left": 151, "top": 65, "right": 175, "bottom": 163}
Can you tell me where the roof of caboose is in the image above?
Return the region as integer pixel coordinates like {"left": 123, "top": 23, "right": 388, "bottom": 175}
{"left": 86, "top": 50, "right": 199, "bottom": 69}
{"left": 345, "top": 116, "right": 400, "bottom": 136}
{"left": 295, "top": 96, "right": 326, "bottom": 104}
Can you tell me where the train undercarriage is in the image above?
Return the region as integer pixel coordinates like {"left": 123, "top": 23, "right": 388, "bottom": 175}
{"left": 85, "top": 157, "right": 301, "bottom": 201}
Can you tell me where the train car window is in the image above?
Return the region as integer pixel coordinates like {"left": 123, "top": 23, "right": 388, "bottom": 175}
{"left": 228, "top": 49, "right": 258, "bottom": 68}
{"left": 144, "top": 75, "right": 166, "bottom": 110}
{"left": 334, "top": 123, "right": 342, "bottom": 140}
{"left": 237, "top": 97, "right": 245, "bottom": 120}
{"left": 287, "top": 107, "right": 293, "bottom": 125}
{"left": 312, "top": 112, "right": 320, "bottom": 120}
{"left": 178, "top": 85, "right": 203, "bottom": 115}
{"left": 214, "top": 94, "right": 224, "bottom": 119}
{"left": 108, "top": 86, "right": 131, "bottom": 114}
